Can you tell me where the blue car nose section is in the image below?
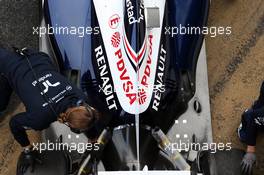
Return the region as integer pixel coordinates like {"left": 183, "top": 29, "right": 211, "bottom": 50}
{"left": 172, "top": 0, "right": 209, "bottom": 71}
{"left": 124, "top": 0, "right": 146, "bottom": 53}
{"left": 45, "top": 0, "right": 93, "bottom": 71}
{"left": 44, "top": 0, "right": 210, "bottom": 129}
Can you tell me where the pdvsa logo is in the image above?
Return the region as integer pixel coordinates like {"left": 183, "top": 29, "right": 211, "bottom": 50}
{"left": 109, "top": 14, "right": 120, "bottom": 29}
{"left": 111, "top": 32, "right": 121, "bottom": 48}
{"left": 110, "top": 31, "right": 154, "bottom": 106}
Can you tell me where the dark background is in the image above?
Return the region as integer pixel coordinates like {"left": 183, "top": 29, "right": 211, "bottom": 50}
{"left": 0, "top": 0, "right": 39, "bottom": 49}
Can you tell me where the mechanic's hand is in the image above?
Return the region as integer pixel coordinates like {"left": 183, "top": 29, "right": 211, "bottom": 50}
{"left": 241, "top": 152, "right": 256, "bottom": 175}
{"left": 17, "top": 148, "right": 42, "bottom": 174}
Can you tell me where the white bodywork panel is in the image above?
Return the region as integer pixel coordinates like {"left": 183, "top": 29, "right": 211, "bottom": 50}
{"left": 167, "top": 41, "right": 213, "bottom": 145}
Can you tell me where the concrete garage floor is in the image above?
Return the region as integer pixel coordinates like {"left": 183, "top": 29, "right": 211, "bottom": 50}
{"left": 0, "top": 0, "right": 263, "bottom": 175}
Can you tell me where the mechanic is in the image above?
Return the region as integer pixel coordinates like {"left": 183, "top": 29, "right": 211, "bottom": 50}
{"left": 238, "top": 81, "right": 264, "bottom": 175}
{"left": 0, "top": 47, "right": 100, "bottom": 174}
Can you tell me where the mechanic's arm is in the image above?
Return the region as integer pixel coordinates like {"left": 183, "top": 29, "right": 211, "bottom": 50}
{"left": 0, "top": 75, "right": 12, "bottom": 113}
{"left": 246, "top": 145, "right": 256, "bottom": 153}
{"left": 9, "top": 112, "right": 49, "bottom": 173}
{"left": 9, "top": 111, "right": 54, "bottom": 148}
{"left": 9, "top": 112, "right": 32, "bottom": 147}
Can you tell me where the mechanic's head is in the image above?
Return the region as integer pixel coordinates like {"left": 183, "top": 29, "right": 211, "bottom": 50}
{"left": 58, "top": 104, "right": 99, "bottom": 132}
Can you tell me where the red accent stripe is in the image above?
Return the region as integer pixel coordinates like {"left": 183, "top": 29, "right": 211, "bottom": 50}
{"left": 124, "top": 36, "right": 147, "bottom": 64}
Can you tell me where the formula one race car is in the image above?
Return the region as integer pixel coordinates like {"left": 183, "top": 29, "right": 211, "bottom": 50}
{"left": 20, "top": 0, "right": 244, "bottom": 175}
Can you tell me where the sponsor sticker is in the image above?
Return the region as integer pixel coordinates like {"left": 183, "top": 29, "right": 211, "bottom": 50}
{"left": 109, "top": 14, "right": 121, "bottom": 29}
{"left": 111, "top": 32, "right": 121, "bottom": 48}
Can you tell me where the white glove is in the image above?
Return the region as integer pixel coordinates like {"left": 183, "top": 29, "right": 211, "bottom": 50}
{"left": 241, "top": 152, "right": 256, "bottom": 175}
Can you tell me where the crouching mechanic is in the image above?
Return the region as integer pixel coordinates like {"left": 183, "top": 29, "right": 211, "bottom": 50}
{"left": 0, "top": 47, "right": 100, "bottom": 174}
{"left": 238, "top": 81, "right": 264, "bottom": 175}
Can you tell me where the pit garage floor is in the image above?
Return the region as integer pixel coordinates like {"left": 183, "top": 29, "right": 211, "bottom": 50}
{"left": 0, "top": 0, "right": 263, "bottom": 174}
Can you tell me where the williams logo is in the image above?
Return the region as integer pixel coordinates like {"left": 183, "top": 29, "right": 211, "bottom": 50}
{"left": 40, "top": 80, "right": 61, "bottom": 95}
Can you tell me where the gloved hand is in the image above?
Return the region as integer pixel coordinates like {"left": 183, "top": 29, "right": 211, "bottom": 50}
{"left": 241, "top": 152, "right": 256, "bottom": 175}
{"left": 17, "top": 148, "right": 42, "bottom": 174}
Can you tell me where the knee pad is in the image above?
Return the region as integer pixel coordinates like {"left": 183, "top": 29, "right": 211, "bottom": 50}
{"left": 242, "top": 109, "right": 254, "bottom": 123}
